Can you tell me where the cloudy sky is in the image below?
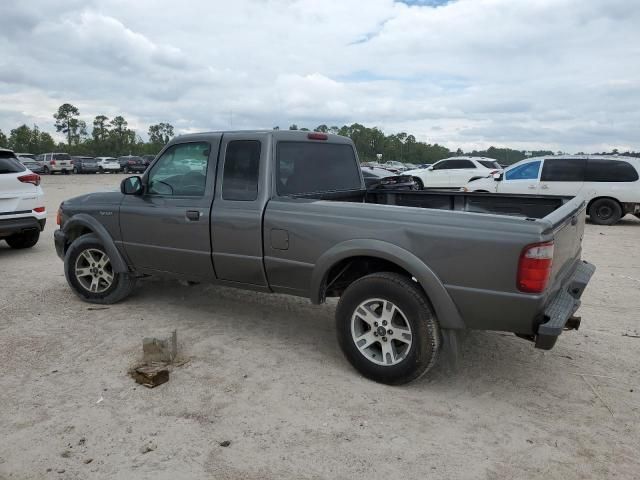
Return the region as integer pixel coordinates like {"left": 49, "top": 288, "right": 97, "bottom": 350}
{"left": 1, "top": 0, "right": 639, "bottom": 152}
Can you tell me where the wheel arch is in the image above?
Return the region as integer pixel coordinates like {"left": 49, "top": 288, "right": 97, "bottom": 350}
{"left": 62, "top": 214, "right": 129, "bottom": 272}
{"left": 310, "top": 239, "right": 464, "bottom": 329}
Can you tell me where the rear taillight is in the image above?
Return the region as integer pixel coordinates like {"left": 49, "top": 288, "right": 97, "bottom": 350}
{"left": 128, "top": 160, "right": 136, "bottom": 164}
{"left": 51, "top": 159, "right": 56, "bottom": 165}
{"left": 56, "top": 207, "right": 62, "bottom": 225}
{"left": 517, "top": 241, "right": 554, "bottom": 293}
{"left": 33, "top": 206, "right": 45, "bottom": 213}
{"left": 18, "top": 173, "right": 41, "bottom": 186}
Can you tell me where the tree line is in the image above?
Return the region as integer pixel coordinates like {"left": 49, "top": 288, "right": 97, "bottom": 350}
{"left": 0, "top": 103, "right": 174, "bottom": 157}
{"left": 0, "top": 103, "right": 637, "bottom": 164}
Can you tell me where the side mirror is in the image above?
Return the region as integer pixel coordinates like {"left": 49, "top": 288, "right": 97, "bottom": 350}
{"left": 427, "top": 166, "right": 434, "bottom": 171}
{"left": 492, "top": 172, "right": 503, "bottom": 181}
{"left": 121, "top": 176, "right": 143, "bottom": 195}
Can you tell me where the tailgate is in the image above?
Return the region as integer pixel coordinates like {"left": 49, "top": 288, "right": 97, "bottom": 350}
{"left": 545, "top": 197, "right": 587, "bottom": 293}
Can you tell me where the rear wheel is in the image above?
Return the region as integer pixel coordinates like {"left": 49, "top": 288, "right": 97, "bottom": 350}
{"left": 64, "top": 234, "right": 136, "bottom": 304}
{"left": 43, "top": 166, "right": 50, "bottom": 174}
{"left": 5, "top": 230, "right": 40, "bottom": 249}
{"left": 589, "top": 198, "right": 622, "bottom": 225}
{"left": 336, "top": 272, "right": 440, "bottom": 385}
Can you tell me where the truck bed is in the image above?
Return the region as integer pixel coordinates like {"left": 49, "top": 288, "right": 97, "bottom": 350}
{"left": 366, "top": 190, "right": 572, "bottom": 220}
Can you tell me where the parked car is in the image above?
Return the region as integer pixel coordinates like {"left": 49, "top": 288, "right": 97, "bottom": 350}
{"left": 141, "top": 155, "right": 156, "bottom": 167}
{"left": 384, "top": 160, "right": 409, "bottom": 172}
{"left": 361, "top": 166, "right": 419, "bottom": 190}
{"left": 94, "top": 157, "right": 121, "bottom": 173}
{"left": 18, "top": 156, "right": 45, "bottom": 174}
{"left": 117, "top": 156, "right": 147, "bottom": 174}
{"left": 54, "top": 130, "right": 594, "bottom": 385}
{"left": 463, "top": 155, "right": 640, "bottom": 225}
{"left": 72, "top": 156, "right": 99, "bottom": 174}
{"left": 37, "top": 152, "right": 73, "bottom": 174}
{"left": 406, "top": 157, "right": 502, "bottom": 190}
{"left": 15, "top": 153, "right": 36, "bottom": 160}
{"left": 0, "top": 148, "right": 46, "bottom": 248}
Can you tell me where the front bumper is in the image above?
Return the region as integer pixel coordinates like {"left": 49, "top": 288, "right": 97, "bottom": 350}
{"left": 0, "top": 217, "right": 46, "bottom": 238}
{"left": 535, "top": 260, "right": 596, "bottom": 350}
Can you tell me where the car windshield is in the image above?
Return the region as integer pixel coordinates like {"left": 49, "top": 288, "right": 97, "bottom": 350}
{"left": 479, "top": 160, "right": 501, "bottom": 169}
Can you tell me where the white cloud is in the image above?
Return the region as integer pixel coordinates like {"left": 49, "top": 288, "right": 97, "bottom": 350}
{"left": 0, "top": 0, "right": 639, "bottom": 152}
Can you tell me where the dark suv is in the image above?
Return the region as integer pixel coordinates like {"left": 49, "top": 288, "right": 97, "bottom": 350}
{"left": 117, "top": 156, "right": 147, "bottom": 174}
{"left": 72, "top": 156, "right": 99, "bottom": 174}
{"left": 141, "top": 155, "right": 156, "bottom": 167}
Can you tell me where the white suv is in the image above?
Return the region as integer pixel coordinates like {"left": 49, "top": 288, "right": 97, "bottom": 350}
{"left": 36, "top": 152, "right": 73, "bottom": 174}
{"left": 0, "top": 149, "right": 46, "bottom": 248}
{"left": 95, "top": 157, "right": 121, "bottom": 173}
{"left": 463, "top": 155, "right": 640, "bottom": 225}
{"left": 406, "top": 156, "right": 502, "bottom": 189}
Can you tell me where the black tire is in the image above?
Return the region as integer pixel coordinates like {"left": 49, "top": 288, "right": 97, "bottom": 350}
{"left": 589, "top": 198, "right": 622, "bottom": 226}
{"left": 336, "top": 272, "right": 440, "bottom": 385}
{"left": 5, "top": 230, "right": 40, "bottom": 249}
{"left": 413, "top": 177, "right": 424, "bottom": 190}
{"left": 43, "top": 166, "right": 50, "bottom": 174}
{"left": 64, "top": 234, "right": 136, "bottom": 304}
{"left": 98, "top": 166, "right": 104, "bottom": 173}
{"left": 123, "top": 166, "right": 129, "bottom": 174}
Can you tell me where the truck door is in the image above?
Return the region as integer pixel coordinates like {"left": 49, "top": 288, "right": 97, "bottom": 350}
{"left": 210, "top": 133, "right": 270, "bottom": 286}
{"left": 118, "top": 139, "right": 218, "bottom": 279}
{"left": 538, "top": 158, "right": 586, "bottom": 196}
{"left": 497, "top": 160, "right": 542, "bottom": 194}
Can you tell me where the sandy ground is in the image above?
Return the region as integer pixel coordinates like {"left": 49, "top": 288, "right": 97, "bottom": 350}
{"left": 1, "top": 173, "right": 639, "bottom": 480}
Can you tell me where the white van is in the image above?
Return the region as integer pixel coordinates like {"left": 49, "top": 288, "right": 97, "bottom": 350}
{"left": 463, "top": 155, "right": 640, "bottom": 225}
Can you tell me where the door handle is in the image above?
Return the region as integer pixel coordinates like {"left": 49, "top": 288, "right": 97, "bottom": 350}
{"left": 528, "top": 185, "right": 536, "bottom": 189}
{"left": 540, "top": 184, "right": 549, "bottom": 190}
{"left": 186, "top": 210, "right": 200, "bottom": 221}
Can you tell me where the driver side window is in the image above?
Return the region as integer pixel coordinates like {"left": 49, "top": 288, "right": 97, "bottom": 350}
{"left": 148, "top": 142, "right": 210, "bottom": 196}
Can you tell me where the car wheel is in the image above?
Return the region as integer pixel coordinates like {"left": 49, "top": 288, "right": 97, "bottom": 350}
{"left": 123, "top": 166, "right": 129, "bottom": 174}
{"left": 336, "top": 272, "right": 440, "bottom": 385}
{"left": 43, "top": 166, "right": 50, "bottom": 174}
{"left": 5, "top": 230, "right": 40, "bottom": 249}
{"left": 64, "top": 234, "right": 136, "bottom": 304}
{"left": 589, "top": 198, "right": 622, "bottom": 226}
{"left": 412, "top": 177, "right": 424, "bottom": 190}
{"left": 98, "top": 166, "right": 104, "bottom": 173}
{"left": 73, "top": 167, "right": 79, "bottom": 174}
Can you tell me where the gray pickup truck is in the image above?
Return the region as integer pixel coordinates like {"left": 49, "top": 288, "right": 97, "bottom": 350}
{"left": 54, "top": 130, "right": 595, "bottom": 384}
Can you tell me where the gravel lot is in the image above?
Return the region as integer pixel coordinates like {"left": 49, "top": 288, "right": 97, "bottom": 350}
{"left": 1, "top": 174, "right": 639, "bottom": 480}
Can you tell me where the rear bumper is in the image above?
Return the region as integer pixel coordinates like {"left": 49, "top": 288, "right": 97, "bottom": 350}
{"left": 535, "top": 260, "right": 596, "bottom": 350}
{"left": 0, "top": 217, "right": 46, "bottom": 238}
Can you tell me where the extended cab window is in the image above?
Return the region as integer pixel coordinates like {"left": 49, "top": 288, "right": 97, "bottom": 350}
{"left": 585, "top": 159, "right": 639, "bottom": 182}
{"left": 541, "top": 159, "right": 586, "bottom": 182}
{"left": 148, "top": 142, "right": 209, "bottom": 196}
{"left": 222, "top": 141, "right": 261, "bottom": 201}
{"left": 505, "top": 160, "right": 541, "bottom": 180}
{"left": 277, "top": 142, "right": 361, "bottom": 195}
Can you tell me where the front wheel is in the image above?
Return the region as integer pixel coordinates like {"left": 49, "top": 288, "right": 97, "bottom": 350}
{"left": 5, "top": 230, "right": 40, "bottom": 249}
{"left": 64, "top": 234, "right": 136, "bottom": 304}
{"left": 589, "top": 198, "right": 622, "bottom": 225}
{"left": 412, "top": 177, "right": 424, "bottom": 190}
{"left": 336, "top": 272, "right": 440, "bottom": 385}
